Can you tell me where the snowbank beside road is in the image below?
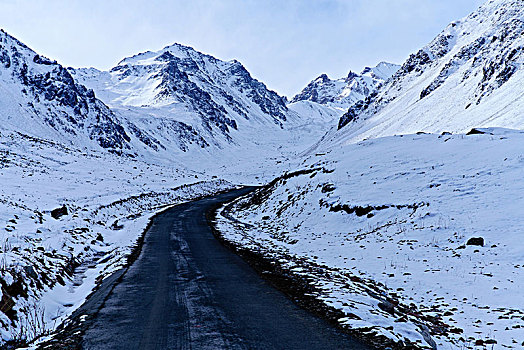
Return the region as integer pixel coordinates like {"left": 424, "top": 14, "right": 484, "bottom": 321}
{"left": 216, "top": 130, "right": 524, "bottom": 349}
{"left": 0, "top": 131, "right": 234, "bottom": 345}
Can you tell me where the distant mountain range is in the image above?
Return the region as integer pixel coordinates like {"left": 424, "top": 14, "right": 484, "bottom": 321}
{"left": 291, "top": 62, "right": 400, "bottom": 110}
{"left": 0, "top": 30, "right": 343, "bottom": 160}
{"left": 4, "top": 1, "right": 524, "bottom": 348}
{"left": 2, "top": 0, "right": 524, "bottom": 158}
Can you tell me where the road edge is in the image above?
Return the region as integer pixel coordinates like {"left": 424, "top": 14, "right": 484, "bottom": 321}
{"left": 35, "top": 187, "right": 239, "bottom": 350}
{"left": 207, "top": 193, "right": 424, "bottom": 350}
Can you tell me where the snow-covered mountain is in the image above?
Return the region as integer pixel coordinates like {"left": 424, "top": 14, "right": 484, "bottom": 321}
{"left": 336, "top": 0, "right": 524, "bottom": 143}
{"left": 0, "top": 31, "right": 336, "bottom": 346}
{"left": 0, "top": 27, "right": 339, "bottom": 171}
{"left": 0, "top": 30, "right": 130, "bottom": 152}
{"left": 6, "top": 0, "right": 524, "bottom": 347}
{"left": 69, "top": 44, "right": 340, "bottom": 160}
{"left": 291, "top": 62, "right": 399, "bottom": 109}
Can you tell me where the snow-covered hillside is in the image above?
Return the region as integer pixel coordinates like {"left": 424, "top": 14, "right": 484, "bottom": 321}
{"left": 291, "top": 62, "right": 399, "bottom": 110}
{"left": 336, "top": 0, "right": 524, "bottom": 144}
{"left": 0, "top": 30, "right": 129, "bottom": 152}
{"left": 217, "top": 129, "right": 524, "bottom": 349}
{"left": 214, "top": 2, "right": 524, "bottom": 348}
{"left": 3, "top": 0, "right": 524, "bottom": 348}
{"left": 0, "top": 128, "right": 237, "bottom": 345}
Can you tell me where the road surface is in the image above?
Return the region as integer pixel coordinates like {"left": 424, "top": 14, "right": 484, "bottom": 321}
{"left": 69, "top": 188, "right": 369, "bottom": 349}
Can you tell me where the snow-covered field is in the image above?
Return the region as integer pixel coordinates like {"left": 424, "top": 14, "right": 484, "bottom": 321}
{"left": 216, "top": 129, "right": 524, "bottom": 349}
{"left": 0, "top": 130, "right": 238, "bottom": 344}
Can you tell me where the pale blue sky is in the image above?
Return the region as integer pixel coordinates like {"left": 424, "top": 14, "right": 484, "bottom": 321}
{"left": 0, "top": 0, "right": 485, "bottom": 96}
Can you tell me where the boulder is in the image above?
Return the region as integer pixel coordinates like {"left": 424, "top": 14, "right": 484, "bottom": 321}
{"left": 51, "top": 205, "right": 68, "bottom": 219}
{"left": 378, "top": 301, "right": 396, "bottom": 315}
{"left": 466, "top": 237, "right": 484, "bottom": 246}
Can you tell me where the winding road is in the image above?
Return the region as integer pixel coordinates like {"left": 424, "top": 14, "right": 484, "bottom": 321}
{"left": 53, "top": 187, "right": 369, "bottom": 350}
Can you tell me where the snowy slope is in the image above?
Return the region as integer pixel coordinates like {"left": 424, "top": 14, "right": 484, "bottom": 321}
{"left": 336, "top": 0, "right": 524, "bottom": 144}
{"left": 66, "top": 44, "right": 343, "bottom": 179}
{"left": 6, "top": 1, "right": 524, "bottom": 347}
{"left": 291, "top": 62, "right": 399, "bottom": 110}
{"left": 218, "top": 130, "right": 524, "bottom": 349}
{"left": 0, "top": 30, "right": 129, "bottom": 152}
{"left": 215, "top": 2, "right": 524, "bottom": 348}
{"left": 0, "top": 128, "right": 235, "bottom": 345}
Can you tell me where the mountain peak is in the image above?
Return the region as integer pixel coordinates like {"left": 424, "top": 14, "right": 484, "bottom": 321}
{"left": 116, "top": 42, "right": 223, "bottom": 68}
{"left": 73, "top": 39, "right": 292, "bottom": 152}
{"left": 291, "top": 62, "right": 399, "bottom": 109}
{"left": 360, "top": 62, "right": 400, "bottom": 81}
{"left": 346, "top": 71, "right": 359, "bottom": 81}
{"left": 0, "top": 29, "right": 130, "bottom": 151}
{"left": 315, "top": 73, "right": 330, "bottom": 83}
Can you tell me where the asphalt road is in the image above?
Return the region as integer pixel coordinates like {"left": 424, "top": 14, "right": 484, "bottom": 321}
{"left": 79, "top": 187, "right": 369, "bottom": 350}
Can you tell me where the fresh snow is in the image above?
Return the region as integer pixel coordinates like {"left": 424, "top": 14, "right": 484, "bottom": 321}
{"left": 0, "top": 129, "right": 235, "bottom": 343}
{"left": 335, "top": 0, "right": 524, "bottom": 144}
{"left": 217, "top": 130, "right": 524, "bottom": 349}
{"left": 0, "top": 29, "right": 341, "bottom": 346}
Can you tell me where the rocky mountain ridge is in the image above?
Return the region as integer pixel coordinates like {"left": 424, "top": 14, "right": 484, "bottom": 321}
{"left": 291, "top": 62, "right": 399, "bottom": 110}
{"left": 336, "top": 0, "right": 524, "bottom": 144}
{"left": 69, "top": 42, "right": 306, "bottom": 155}
{"left": 0, "top": 29, "right": 130, "bottom": 152}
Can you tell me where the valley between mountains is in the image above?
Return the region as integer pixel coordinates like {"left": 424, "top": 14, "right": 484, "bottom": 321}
{"left": 1, "top": 0, "right": 524, "bottom": 349}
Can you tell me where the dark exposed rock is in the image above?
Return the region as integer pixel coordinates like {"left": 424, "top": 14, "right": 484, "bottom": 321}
{"left": 51, "top": 205, "right": 68, "bottom": 219}
{"left": 328, "top": 202, "right": 426, "bottom": 217}
{"left": 466, "top": 237, "right": 484, "bottom": 246}
{"left": 126, "top": 122, "right": 165, "bottom": 151}
{"left": 23, "top": 266, "right": 38, "bottom": 280}
{"left": 378, "top": 301, "right": 396, "bottom": 314}
{"left": 0, "top": 50, "right": 10, "bottom": 68}
{"left": 227, "top": 60, "right": 288, "bottom": 123}
{"left": 420, "top": 37, "right": 486, "bottom": 100}
{"left": 33, "top": 54, "right": 55, "bottom": 65}
{"left": 321, "top": 183, "right": 336, "bottom": 193}
{"left": 398, "top": 50, "right": 433, "bottom": 76}
{"left": 466, "top": 128, "right": 487, "bottom": 135}
{"left": 110, "top": 220, "right": 124, "bottom": 230}
{"left": 0, "top": 30, "right": 131, "bottom": 151}
{"left": 338, "top": 97, "right": 371, "bottom": 129}
{"left": 154, "top": 58, "right": 238, "bottom": 134}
